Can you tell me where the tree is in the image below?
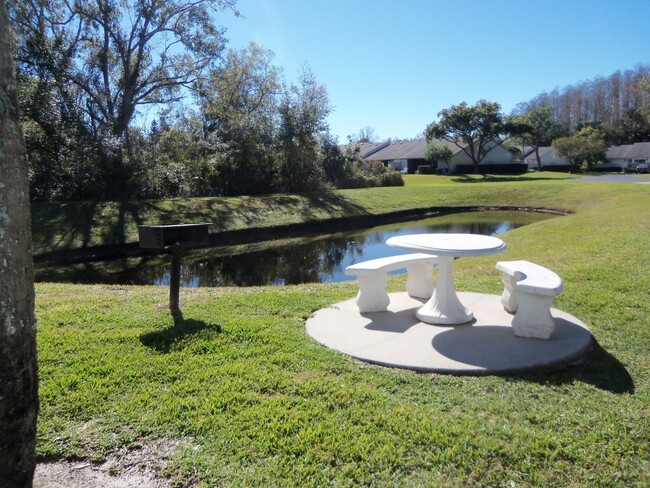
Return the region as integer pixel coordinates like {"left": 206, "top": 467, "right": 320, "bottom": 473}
{"left": 552, "top": 126, "right": 607, "bottom": 172}
{"left": 9, "top": 0, "right": 237, "bottom": 199}
{"left": 516, "top": 65, "right": 650, "bottom": 135}
{"left": 137, "top": 112, "right": 215, "bottom": 198}
{"left": 320, "top": 133, "right": 361, "bottom": 187}
{"left": 199, "top": 42, "right": 281, "bottom": 195}
{"left": 509, "top": 106, "right": 563, "bottom": 171}
{"left": 353, "top": 126, "right": 379, "bottom": 143}
{"left": 0, "top": 1, "right": 39, "bottom": 485}
{"left": 200, "top": 42, "right": 281, "bottom": 140}
{"left": 614, "top": 108, "right": 650, "bottom": 144}
{"left": 424, "top": 140, "right": 454, "bottom": 173}
{"left": 277, "top": 66, "right": 331, "bottom": 192}
{"left": 425, "top": 100, "right": 506, "bottom": 174}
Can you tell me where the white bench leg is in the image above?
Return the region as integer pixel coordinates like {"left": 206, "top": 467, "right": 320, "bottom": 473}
{"left": 500, "top": 272, "right": 518, "bottom": 313}
{"left": 355, "top": 274, "right": 390, "bottom": 313}
{"left": 405, "top": 262, "right": 434, "bottom": 299}
{"left": 511, "top": 292, "right": 556, "bottom": 339}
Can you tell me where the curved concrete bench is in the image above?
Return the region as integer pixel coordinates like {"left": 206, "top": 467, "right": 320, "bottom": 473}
{"left": 496, "top": 260, "right": 564, "bottom": 339}
{"left": 346, "top": 253, "right": 437, "bottom": 313}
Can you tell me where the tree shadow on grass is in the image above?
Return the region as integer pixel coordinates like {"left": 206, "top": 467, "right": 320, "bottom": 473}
{"left": 139, "top": 309, "right": 222, "bottom": 354}
{"left": 512, "top": 339, "right": 635, "bottom": 394}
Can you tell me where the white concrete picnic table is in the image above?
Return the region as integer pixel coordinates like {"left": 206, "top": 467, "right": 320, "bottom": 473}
{"left": 387, "top": 233, "right": 507, "bottom": 324}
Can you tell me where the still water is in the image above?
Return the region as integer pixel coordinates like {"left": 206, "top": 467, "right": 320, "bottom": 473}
{"left": 36, "top": 211, "right": 554, "bottom": 287}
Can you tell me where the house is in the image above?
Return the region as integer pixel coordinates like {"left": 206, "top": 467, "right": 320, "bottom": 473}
{"left": 363, "top": 139, "right": 430, "bottom": 173}
{"left": 364, "top": 138, "right": 516, "bottom": 174}
{"left": 522, "top": 147, "right": 570, "bottom": 171}
{"left": 440, "top": 140, "right": 515, "bottom": 174}
{"left": 597, "top": 142, "right": 650, "bottom": 171}
{"left": 347, "top": 135, "right": 650, "bottom": 173}
{"left": 522, "top": 142, "right": 650, "bottom": 171}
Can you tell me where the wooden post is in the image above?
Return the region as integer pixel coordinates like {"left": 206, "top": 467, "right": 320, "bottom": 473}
{"left": 169, "top": 246, "right": 182, "bottom": 309}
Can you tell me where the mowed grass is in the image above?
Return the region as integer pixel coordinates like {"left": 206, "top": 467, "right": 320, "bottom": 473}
{"left": 35, "top": 175, "right": 650, "bottom": 486}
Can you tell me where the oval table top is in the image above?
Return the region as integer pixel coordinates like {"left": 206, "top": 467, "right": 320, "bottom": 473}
{"left": 386, "top": 233, "right": 507, "bottom": 257}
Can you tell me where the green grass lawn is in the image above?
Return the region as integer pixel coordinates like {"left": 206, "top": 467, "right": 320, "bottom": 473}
{"left": 35, "top": 174, "right": 650, "bottom": 486}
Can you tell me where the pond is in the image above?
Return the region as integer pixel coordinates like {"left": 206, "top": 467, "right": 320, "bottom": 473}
{"left": 35, "top": 211, "right": 555, "bottom": 287}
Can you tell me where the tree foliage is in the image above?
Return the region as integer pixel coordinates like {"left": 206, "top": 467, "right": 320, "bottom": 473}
{"left": 552, "top": 126, "right": 607, "bottom": 172}
{"left": 9, "top": 1, "right": 400, "bottom": 202}
{"left": 349, "top": 126, "right": 379, "bottom": 143}
{"left": 10, "top": 0, "right": 237, "bottom": 199}
{"left": 424, "top": 140, "right": 454, "bottom": 162}
{"left": 199, "top": 42, "right": 281, "bottom": 195}
{"left": 276, "top": 66, "right": 331, "bottom": 192}
{"left": 425, "top": 100, "right": 506, "bottom": 174}
{"left": 423, "top": 140, "right": 454, "bottom": 173}
{"left": 509, "top": 106, "right": 564, "bottom": 171}
{"left": 612, "top": 108, "right": 650, "bottom": 144}
{"left": 198, "top": 49, "right": 358, "bottom": 196}
{"left": 517, "top": 64, "right": 650, "bottom": 143}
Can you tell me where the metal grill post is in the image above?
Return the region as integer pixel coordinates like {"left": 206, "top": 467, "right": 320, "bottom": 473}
{"left": 169, "top": 246, "right": 182, "bottom": 310}
{"left": 137, "top": 223, "right": 212, "bottom": 310}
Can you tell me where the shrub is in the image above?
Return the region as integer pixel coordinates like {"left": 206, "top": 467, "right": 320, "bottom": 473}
{"left": 452, "top": 163, "right": 527, "bottom": 175}
{"left": 379, "top": 170, "right": 405, "bottom": 186}
{"left": 541, "top": 164, "right": 571, "bottom": 173}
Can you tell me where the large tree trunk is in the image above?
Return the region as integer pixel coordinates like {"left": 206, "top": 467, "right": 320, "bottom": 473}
{"left": 0, "top": 1, "right": 39, "bottom": 486}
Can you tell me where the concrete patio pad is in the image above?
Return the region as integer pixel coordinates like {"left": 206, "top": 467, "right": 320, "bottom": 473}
{"left": 306, "top": 292, "right": 592, "bottom": 375}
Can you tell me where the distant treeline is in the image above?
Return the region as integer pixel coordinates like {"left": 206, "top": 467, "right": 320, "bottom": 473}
{"left": 516, "top": 64, "right": 650, "bottom": 144}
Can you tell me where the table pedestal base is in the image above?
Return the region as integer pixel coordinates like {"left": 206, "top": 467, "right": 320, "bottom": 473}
{"left": 416, "top": 256, "right": 473, "bottom": 325}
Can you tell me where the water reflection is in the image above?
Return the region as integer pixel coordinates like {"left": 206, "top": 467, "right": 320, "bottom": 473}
{"left": 35, "top": 211, "right": 553, "bottom": 287}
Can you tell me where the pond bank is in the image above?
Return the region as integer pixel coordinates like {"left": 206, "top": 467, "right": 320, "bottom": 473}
{"left": 34, "top": 205, "right": 568, "bottom": 266}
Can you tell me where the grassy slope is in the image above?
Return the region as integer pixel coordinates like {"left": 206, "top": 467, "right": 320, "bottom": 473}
{"left": 35, "top": 174, "right": 650, "bottom": 487}
{"left": 31, "top": 173, "right": 577, "bottom": 255}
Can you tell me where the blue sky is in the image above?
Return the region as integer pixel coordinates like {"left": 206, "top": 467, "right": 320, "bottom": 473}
{"left": 217, "top": 0, "right": 650, "bottom": 142}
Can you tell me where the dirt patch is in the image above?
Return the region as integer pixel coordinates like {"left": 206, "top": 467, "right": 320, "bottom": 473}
{"left": 34, "top": 438, "right": 183, "bottom": 488}
{"left": 33, "top": 461, "right": 170, "bottom": 488}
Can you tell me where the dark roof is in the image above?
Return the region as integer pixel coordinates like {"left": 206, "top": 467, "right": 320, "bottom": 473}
{"left": 364, "top": 139, "right": 460, "bottom": 161}
{"left": 339, "top": 141, "right": 389, "bottom": 158}
{"left": 359, "top": 141, "right": 390, "bottom": 158}
{"left": 606, "top": 142, "right": 650, "bottom": 159}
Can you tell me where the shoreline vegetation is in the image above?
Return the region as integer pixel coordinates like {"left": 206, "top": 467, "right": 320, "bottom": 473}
{"left": 35, "top": 174, "right": 650, "bottom": 486}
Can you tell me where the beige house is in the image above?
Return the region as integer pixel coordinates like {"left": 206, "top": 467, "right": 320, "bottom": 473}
{"left": 363, "top": 138, "right": 516, "bottom": 174}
